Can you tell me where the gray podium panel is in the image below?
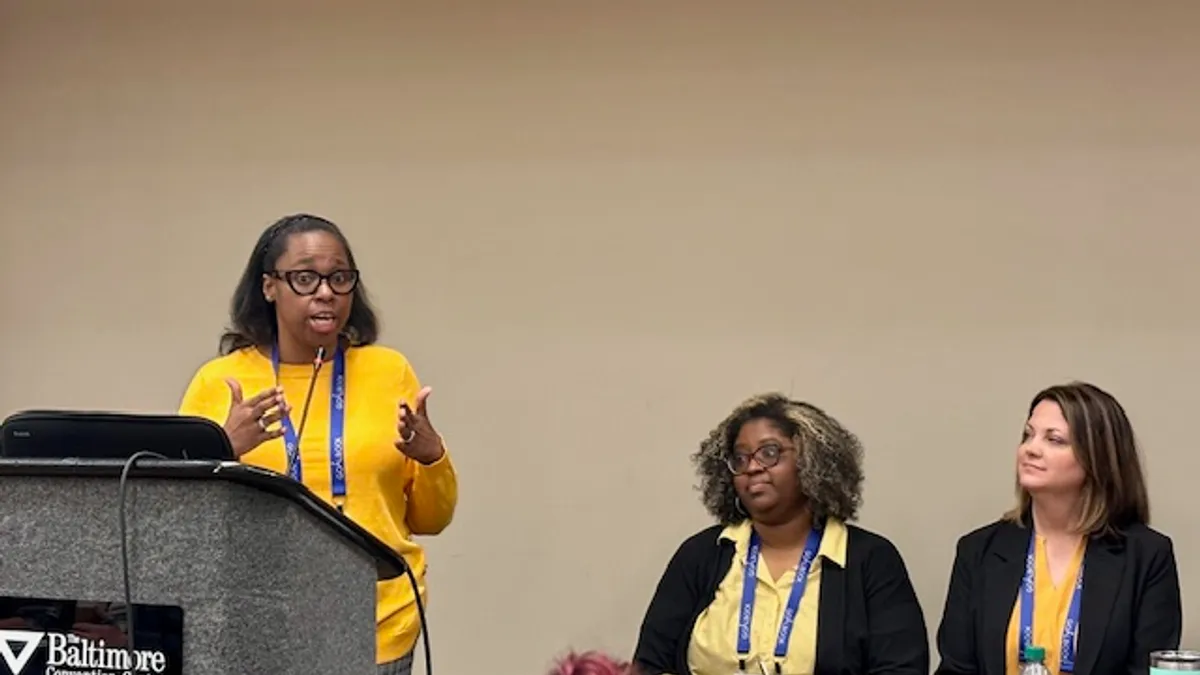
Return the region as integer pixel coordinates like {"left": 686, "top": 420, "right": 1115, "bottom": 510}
{"left": 0, "top": 474, "right": 379, "bottom": 675}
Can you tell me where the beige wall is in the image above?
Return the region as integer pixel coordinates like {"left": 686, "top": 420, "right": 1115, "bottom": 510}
{"left": 2, "top": 2, "right": 1199, "bottom": 673}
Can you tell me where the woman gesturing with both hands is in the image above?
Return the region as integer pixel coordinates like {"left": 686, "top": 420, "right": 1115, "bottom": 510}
{"left": 178, "top": 213, "right": 458, "bottom": 675}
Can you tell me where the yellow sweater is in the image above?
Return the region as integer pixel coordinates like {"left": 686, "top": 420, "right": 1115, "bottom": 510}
{"left": 178, "top": 344, "right": 458, "bottom": 664}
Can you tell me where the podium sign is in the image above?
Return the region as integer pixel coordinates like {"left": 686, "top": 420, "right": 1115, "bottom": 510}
{"left": 0, "top": 595, "right": 183, "bottom": 675}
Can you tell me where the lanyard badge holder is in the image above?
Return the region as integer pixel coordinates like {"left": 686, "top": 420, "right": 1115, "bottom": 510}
{"left": 736, "top": 525, "right": 824, "bottom": 675}
{"left": 271, "top": 343, "right": 350, "bottom": 513}
{"left": 1018, "top": 534, "right": 1084, "bottom": 673}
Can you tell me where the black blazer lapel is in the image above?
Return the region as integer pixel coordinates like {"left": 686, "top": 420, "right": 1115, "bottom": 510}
{"left": 982, "top": 523, "right": 1028, "bottom": 675}
{"left": 815, "top": 563, "right": 846, "bottom": 675}
{"left": 1074, "top": 536, "right": 1124, "bottom": 675}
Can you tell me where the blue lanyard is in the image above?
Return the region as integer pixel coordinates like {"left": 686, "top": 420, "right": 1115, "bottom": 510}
{"left": 737, "top": 525, "right": 824, "bottom": 671}
{"left": 270, "top": 344, "right": 348, "bottom": 505}
{"left": 1019, "top": 534, "right": 1084, "bottom": 672}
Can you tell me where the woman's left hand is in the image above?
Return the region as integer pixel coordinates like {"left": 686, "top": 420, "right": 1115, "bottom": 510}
{"left": 396, "top": 387, "right": 444, "bottom": 464}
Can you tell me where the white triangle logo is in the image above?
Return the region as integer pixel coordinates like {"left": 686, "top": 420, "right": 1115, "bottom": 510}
{"left": 0, "top": 630, "right": 45, "bottom": 675}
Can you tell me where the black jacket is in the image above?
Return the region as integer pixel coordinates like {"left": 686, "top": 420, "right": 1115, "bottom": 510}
{"left": 934, "top": 519, "right": 1182, "bottom": 675}
{"left": 633, "top": 522, "right": 930, "bottom": 675}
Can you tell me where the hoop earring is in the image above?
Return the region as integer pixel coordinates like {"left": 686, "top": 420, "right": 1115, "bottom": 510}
{"left": 735, "top": 498, "right": 748, "bottom": 517}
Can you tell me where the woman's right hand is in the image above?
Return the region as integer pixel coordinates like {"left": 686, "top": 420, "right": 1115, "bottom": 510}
{"left": 222, "top": 379, "right": 288, "bottom": 458}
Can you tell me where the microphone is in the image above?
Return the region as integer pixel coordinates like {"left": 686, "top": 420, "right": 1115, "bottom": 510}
{"left": 293, "top": 346, "right": 326, "bottom": 451}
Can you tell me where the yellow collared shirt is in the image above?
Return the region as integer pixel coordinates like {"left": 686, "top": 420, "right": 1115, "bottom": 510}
{"left": 687, "top": 518, "right": 849, "bottom": 675}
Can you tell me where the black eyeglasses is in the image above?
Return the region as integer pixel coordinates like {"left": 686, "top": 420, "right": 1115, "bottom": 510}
{"left": 270, "top": 269, "right": 360, "bottom": 296}
{"left": 726, "top": 443, "right": 791, "bottom": 475}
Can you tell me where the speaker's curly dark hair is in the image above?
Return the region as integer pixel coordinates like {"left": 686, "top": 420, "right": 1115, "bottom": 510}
{"left": 692, "top": 393, "right": 865, "bottom": 525}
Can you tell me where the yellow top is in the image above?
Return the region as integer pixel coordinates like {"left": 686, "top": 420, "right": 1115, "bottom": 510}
{"left": 178, "top": 345, "right": 458, "bottom": 664}
{"left": 1004, "top": 536, "right": 1087, "bottom": 675}
{"left": 687, "top": 518, "right": 849, "bottom": 675}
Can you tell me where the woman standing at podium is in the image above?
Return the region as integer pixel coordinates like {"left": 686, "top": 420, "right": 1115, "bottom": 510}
{"left": 178, "top": 213, "right": 458, "bottom": 675}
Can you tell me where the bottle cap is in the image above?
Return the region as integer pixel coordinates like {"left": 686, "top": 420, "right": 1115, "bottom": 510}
{"left": 1024, "top": 646, "right": 1047, "bottom": 663}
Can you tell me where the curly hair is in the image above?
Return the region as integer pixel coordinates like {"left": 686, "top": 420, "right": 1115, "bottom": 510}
{"left": 692, "top": 393, "right": 865, "bottom": 525}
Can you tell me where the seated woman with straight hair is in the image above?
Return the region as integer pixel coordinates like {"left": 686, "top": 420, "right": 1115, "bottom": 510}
{"left": 935, "top": 381, "right": 1182, "bottom": 675}
{"left": 633, "top": 393, "right": 929, "bottom": 675}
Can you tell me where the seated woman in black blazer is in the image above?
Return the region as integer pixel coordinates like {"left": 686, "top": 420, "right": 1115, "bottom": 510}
{"left": 633, "top": 393, "right": 929, "bottom": 675}
{"left": 935, "top": 381, "right": 1182, "bottom": 675}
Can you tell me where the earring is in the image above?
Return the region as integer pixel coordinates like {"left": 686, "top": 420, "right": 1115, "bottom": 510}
{"left": 735, "top": 498, "right": 748, "bottom": 517}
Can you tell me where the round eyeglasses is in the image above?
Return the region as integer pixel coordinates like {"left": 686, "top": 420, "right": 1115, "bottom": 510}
{"left": 271, "top": 269, "right": 360, "bottom": 296}
{"left": 725, "top": 443, "right": 789, "bottom": 475}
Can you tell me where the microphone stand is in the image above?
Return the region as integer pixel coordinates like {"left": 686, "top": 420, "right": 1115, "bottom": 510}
{"left": 293, "top": 346, "right": 325, "bottom": 450}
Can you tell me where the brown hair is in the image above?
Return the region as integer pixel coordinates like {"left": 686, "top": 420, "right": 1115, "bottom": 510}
{"left": 1004, "top": 381, "right": 1150, "bottom": 536}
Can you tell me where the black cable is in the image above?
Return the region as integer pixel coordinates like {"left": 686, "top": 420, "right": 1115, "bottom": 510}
{"left": 403, "top": 562, "right": 433, "bottom": 675}
{"left": 118, "top": 450, "right": 167, "bottom": 657}
{"left": 120, "top": 446, "right": 428, "bottom": 674}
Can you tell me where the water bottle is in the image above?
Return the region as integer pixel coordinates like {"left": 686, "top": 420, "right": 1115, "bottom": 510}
{"left": 1020, "top": 646, "right": 1052, "bottom": 675}
{"left": 1150, "top": 650, "right": 1200, "bottom": 675}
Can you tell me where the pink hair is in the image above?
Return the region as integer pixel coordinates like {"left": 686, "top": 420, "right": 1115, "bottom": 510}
{"left": 547, "top": 650, "right": 631, "bottom": 675}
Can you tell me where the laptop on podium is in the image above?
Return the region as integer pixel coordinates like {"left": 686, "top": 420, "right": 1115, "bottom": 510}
{"left": 0, "top": 410, "right": 234, "bottom": 461}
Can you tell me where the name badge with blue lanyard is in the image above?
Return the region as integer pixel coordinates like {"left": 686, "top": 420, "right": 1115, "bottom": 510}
{"left": 1019, "top": 534, "right": 1084, "bottom": 672}
{"left": 737, "top": 525, "right": 824, "bottom": 675}
{"left": 271, "top": 344, "right": 349, "bottom": 512}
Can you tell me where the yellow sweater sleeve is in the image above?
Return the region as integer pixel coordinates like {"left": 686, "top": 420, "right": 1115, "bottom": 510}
{"left": 398, "top": 361, "right": 459, "bottom": 536}
{"left": 178, "top": 368, "right": 231, "bottom": 425}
